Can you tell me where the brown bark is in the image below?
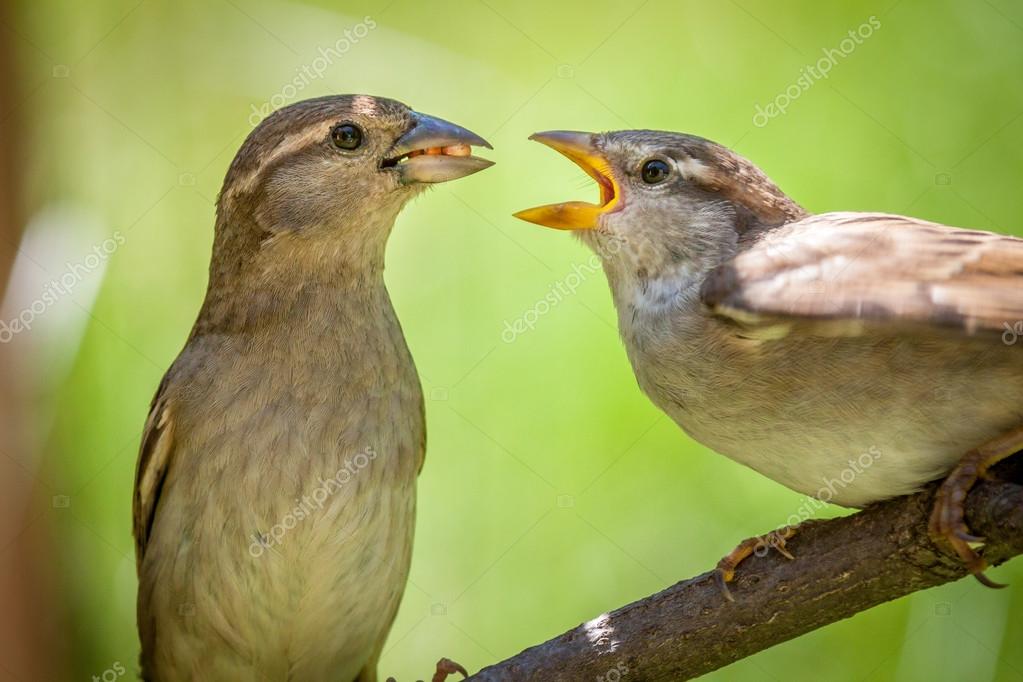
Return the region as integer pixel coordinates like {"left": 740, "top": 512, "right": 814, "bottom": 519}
{"left": 468, "top": 473, "right": 1023, "bottom": 681}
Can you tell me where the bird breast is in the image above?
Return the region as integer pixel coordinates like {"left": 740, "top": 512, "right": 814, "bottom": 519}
{"left": 142, "top": 286, "right": 425, "bottom": 680}
{"left": 621, "top": 302, "right": 1023, "bottom": 508}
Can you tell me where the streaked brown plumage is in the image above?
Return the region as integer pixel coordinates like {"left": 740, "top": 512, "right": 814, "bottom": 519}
{"left": 702, "top": 213, "right": 1023, "bottom": 340}
{"left": 133, "top": 95, "right": 491, "bottom": 681}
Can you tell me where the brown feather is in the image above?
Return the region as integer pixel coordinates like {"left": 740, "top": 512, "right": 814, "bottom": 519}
{"left": 702, "top": 212, "right": 1023, "bottom": 339}
{"left": 132, "top": 372, "right": 175, "bottom": 570}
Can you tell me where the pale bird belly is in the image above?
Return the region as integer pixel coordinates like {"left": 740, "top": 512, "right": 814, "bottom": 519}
{"left": 632, "top": 334, "right": 1023, "bottom": 508}
{"left": 141, "top": 440, "right": 419, "bottom": 681}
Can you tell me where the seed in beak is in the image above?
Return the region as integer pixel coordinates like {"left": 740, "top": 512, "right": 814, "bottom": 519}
{"left": 442, "top": 144, "right": 471, "bottom": 157}
{"left": 401, "top": 145, "right": 474, "bottom": 162}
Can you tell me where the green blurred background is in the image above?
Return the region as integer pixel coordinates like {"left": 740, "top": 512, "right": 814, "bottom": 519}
{"left": 3, "top": 0, "right": 1023, "bottom": 679}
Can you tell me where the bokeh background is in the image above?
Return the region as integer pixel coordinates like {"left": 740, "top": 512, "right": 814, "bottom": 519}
{"left": 2, "top": 0, "right": 1023, "bottom": 680}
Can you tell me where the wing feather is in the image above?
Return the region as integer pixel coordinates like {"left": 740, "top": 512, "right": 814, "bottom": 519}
{"left": 132, "top": 373, "right": 175, "bottom": 569}
{"left": 702, "top": 212, "right": 1023, "bottom": 339}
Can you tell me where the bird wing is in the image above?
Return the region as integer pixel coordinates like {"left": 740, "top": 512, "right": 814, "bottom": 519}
{"left": 701, "top": 212, "right": 1023, "bottom": 340}
{"left": 132, "top": 373, "right": 176, "bottom": 569}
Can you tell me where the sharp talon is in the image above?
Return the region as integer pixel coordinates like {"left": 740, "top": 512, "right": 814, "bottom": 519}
{"left": 974, "top": 572, "right": 1009, "bottom": 590}
{"left": 929, "top": 427, "right": 1023, "bottom": 586}
{"left": 715, "top": 569, "right": 736, "bottom": 602}
{"left": 432, "top": 657, "right": 468, "bottom": 682}
{"left": 954, "top": 530, "right": 985, "bottom": 544}
{"left": 713, "top": 523, "right": 806, "bottom": 601}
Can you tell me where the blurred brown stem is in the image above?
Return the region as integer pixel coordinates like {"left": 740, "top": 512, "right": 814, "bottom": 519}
{"left": 467, "top": 474, "right": 1023, "bottom": 681}
{"left": 0, "top": 7, "right": 68, "bottom": 679}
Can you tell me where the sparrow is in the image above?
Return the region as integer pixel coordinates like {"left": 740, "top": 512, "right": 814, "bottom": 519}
{"left": 132, "top": 95, "right": 492, "bottom": 681}
{"left": 514, "top": 129, "right": 1023, "bottom": 593}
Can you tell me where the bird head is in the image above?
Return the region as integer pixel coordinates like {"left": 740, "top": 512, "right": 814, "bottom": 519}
{"left": 514, "top": 130, "right": 805, "bottom": 284}
{"left": 215, "top": 95, "right": 492, "bottom": 280}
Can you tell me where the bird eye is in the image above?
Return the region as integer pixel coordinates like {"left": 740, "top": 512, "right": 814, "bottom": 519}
{"left": 641, "top": 159, "right": 671, "bottom": 184}
{"left": 330, "top": 123, "right": 363, "bottom": 151}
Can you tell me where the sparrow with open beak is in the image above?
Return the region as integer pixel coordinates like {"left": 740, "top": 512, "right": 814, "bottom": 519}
{"left": 515, "top": 129, "right": 1023, "bottom": 594}
{"left": 133, "top": 95, "right": 491, "bottom": 681}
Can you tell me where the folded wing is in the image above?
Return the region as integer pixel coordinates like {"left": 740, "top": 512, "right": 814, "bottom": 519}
{"left": 701, "top": 212, "right": 1023, "bottom": 340}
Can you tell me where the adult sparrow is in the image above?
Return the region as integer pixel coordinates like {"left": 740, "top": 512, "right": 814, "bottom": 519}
{"left": 515, "top": 129, "right": 1023, "bottom": 593}
{"left": 133, "top": 95, "right": 492, "bottom": 680}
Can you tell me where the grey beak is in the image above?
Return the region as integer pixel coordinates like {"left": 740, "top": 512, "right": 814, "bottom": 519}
{"left": 392, "top": 112, "right": 494, "bottom": 184}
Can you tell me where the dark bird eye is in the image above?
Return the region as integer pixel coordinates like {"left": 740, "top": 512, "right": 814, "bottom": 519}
{"left": 641, "top": 159, "right": 671, "bottom": 184}
{"left": 330, "top": 123, "right": 363, "bottom": 150}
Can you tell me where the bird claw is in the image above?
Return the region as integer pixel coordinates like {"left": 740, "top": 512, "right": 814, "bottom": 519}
{"left": 953, "top": 529, "right": 985, "bottom": 544}
{"left": 714, "top": 567, "right": 736, "bottom": 603}
{"left": 385, "top": 657, "right": 468, "bottom": 682}
{"left": 975, "top": 572, "right": 1009, "bottom": 590}
{"left": 929, "top": 478, "right": 995, "bottom": 584}
{"left": 774, "top": 540, "right": 796, "bottom": 561}
{"left": 715, "top": 525, "right": 800, "bottom": 602}
{"left": 431, "top": 657, "right": 468, "bottom": 682}
{"left": 928, "top": 426, "right": 1023, "bottom": 589}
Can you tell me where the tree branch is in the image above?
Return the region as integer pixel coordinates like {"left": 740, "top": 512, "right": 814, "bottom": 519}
{"left": 467, "top": 471, "right": 1023, "bottom": 681}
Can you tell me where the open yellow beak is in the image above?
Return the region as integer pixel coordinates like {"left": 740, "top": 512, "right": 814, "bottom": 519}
{"left": 513, "top": 131, "right": 620, "bottom": 230}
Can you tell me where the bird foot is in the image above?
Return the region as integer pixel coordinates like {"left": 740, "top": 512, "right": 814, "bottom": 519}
{"left": 715, "top": 524, "right": 799, "bottom": 602}
{"left": 384, "top": 658, "right": 467, "bottom": 682}
{"left": 431, "top": 658, "right": 468, "bottom": 682}
{"left": 928, "top": 425, "right": 1023, "bottom": 589}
